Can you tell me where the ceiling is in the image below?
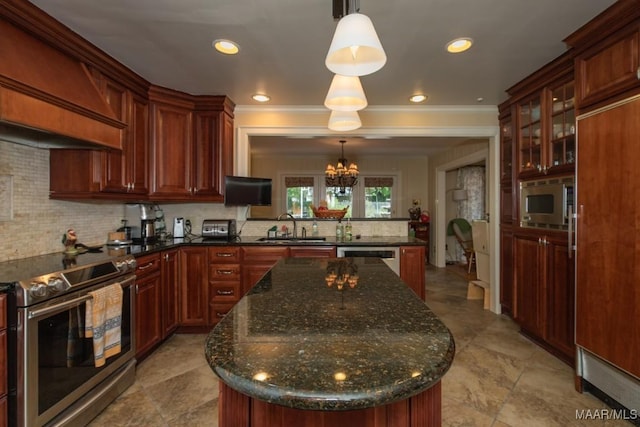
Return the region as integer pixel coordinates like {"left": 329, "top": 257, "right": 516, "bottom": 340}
{"left": 29, "top": 0, "right": 617, "bottom": 156}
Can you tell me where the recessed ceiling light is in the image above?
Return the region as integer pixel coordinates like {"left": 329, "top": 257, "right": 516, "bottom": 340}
{"left": 213, "top": 39, "right": 240, "bottom": 55}
{"left": 409, "top": 94, "right": 428, "bottom": 103}
{"left": 446, "top": 37, "right": 473, "bottom": 53}
{"left": 252, "top": 94, "right": 271, "bottom": 102}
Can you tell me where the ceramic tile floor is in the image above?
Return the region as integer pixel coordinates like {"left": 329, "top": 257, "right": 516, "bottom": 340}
{"left": 89, "top": 266, "right": 633, "bottom": 427}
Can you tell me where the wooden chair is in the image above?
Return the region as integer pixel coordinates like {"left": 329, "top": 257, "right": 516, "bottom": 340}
{"left": 447, "top": 218, "right": 475, "bottom": 273}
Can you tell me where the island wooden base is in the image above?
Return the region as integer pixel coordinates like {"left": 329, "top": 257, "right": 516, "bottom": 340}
{"left": 219, "top": 381, "right": 442, "bottom": 427}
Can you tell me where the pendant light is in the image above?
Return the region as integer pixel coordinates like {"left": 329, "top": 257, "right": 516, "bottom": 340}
{"left": 325, "top": 11, "right": 386, "bottom": 77}
{"left": 328, "top": 110, "right": 362, "bottom": 131}
{"left": 324, "top": 74, "right": 368, "bottom": 111}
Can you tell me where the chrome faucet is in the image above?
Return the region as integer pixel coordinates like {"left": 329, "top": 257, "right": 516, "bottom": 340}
{"left": 277, "top": 213, "right": 297, "bottom": 238}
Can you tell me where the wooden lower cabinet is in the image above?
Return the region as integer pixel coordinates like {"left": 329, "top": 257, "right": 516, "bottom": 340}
{"left": 400, "top": 246, "right": 425, "bottom": 300}
{"left": 209, "top": 247, "right": 242, "bottom": 326}
{"left": 179, "top": 247, "right": 209, "bottom": 327}
{"left": 134, "top": 253, "right": 162, "bottom": 360}
{"left": 500, "top": 226, "right": 514, "bottom": 316}
{"left": 161, "top": 249, "right": 180, "bottom": 338}
{"left": 513, "top": 231, "right": 574, "bottom": 365}
{"left": 240, "top": 246, "right": 290, "bottom": 295}
{"left": 219, "top": 381, "right": 442, "bottom": 427}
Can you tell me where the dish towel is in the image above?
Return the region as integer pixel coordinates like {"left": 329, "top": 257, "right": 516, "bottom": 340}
{"left": 85, "top": 283, "right": 123, "bottom": 368}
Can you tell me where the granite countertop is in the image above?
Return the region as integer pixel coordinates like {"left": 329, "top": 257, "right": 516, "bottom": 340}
{"left": 204, "top": 257, "right": 455, "bottom": 411}
{"left": 122, "top": 235, "right": 427, "bottom": 257}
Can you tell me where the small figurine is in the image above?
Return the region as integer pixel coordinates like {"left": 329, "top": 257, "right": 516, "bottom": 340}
{"left": 62, "top": 228, "right": 78, "bottom": 255}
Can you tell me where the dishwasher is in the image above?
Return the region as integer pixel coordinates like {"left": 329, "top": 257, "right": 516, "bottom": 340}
{"left": 336, "top": 246, "right": 400, "bottom": 276}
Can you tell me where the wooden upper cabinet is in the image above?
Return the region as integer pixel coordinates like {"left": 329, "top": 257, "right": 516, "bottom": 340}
{"left": 499, "top": 104, "right": 513, "bottom": 185}
{"left": 149, "top": 90, "right": 194, "bottom": 199}
{"left": 149, "top": 87, "right": 234, "bottom": 201}
{"left": 49, "top": 69, "right": 150, "bottom": 199}
{"left": 565, "top": 1, "right": 640, "bottom": 110}
{"left": 192, "top": 111, "right": 227, "bottom": 201}
{"left": 94, "top": 72, "right": 149, "bottom": 195}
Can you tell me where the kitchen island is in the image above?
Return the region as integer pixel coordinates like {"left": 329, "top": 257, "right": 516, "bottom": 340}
{"left": 205, "top": 257, "right": 454, "bottom": 427}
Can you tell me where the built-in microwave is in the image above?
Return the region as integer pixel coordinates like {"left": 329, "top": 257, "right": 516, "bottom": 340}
{"left": 520, "top": 176, "right": 574, "bottom": 230}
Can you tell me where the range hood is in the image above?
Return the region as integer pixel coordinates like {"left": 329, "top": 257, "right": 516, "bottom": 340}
{"left": 0, "top": 19, "right": 125, "bottom": 149}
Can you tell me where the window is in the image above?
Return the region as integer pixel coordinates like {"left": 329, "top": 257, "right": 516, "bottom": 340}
{"left": 285, "top": 177, "right": 314, "bottom": 218}
{"left": 282, "top": 173, "right": 398, "bottom": 218}
{"left": 364, "top": 177, "right": 393, "bottom": 218}
{"left": 325, "top": 186, "right": 353, "bottom": 218}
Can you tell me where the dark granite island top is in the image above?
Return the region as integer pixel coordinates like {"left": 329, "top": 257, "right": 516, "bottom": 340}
{"left": 205, "top": 257, "right": 455, "bottom": 426}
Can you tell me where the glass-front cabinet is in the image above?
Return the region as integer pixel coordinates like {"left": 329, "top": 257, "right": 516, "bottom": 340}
{"left": 516, "top": 79, "right": 576, "bottom": 177}
{"left": 517, "top": 96, "right": 542, "bottom": 173}
{"left": 549, "top": 80, "right": 575, "bottom": 167}
{"left": 500, "top": 112, "right": 513, "bottom": 183}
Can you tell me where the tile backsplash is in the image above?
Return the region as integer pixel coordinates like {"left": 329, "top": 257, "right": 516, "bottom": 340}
{"left": 0, "top": 140, "right": 411, "bottom": 261}
{"left": 0, "top": 141, "right": 124, "bottom": 261}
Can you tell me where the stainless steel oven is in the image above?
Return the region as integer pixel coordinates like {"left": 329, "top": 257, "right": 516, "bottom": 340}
{"left": 6, "top": 253, "right": 138, "bottom": 427}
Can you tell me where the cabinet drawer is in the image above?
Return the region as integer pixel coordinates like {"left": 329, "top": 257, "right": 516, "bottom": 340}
{"left": 209, "top": 247, "right": 241, "bottom": 263}
{"left": 210, "top": 281, "right": 241, "bottom": 302}
{"left": 209, "top": 264, "right": 241, "bottom": 281}
{"left": 209, "top": 302, "right": 235, "bottom": 324}
{"left": 136, "top": 253, "right": 161, "bottom": 277}
{"left": 241, "top": 246, "right": 289, "bottom": 263}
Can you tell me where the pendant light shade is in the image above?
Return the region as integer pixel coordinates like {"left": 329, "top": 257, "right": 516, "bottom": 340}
{"left": 324, "top": 74, "right": 368, "bottom": 111}
{"left": 328, "top": 110, "right": 362, "bottom": 131}
{"left": 325, "top": 13, "right": 386, "bottom": 77}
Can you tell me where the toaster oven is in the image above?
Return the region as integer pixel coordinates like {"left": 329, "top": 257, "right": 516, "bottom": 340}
{"left": 202, "top": 219, "right": 237, "bottom": 240}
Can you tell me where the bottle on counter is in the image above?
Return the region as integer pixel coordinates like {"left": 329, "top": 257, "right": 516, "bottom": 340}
{"left": 345, "top": 219, "right": 352, "bottom": 241}
{"left": 336, "top": 220, "right": 344, "bottom": 239}
{"left": 312, "top": 220, "right": 319, "bottom": 236}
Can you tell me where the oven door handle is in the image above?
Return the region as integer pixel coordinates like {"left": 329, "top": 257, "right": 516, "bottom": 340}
{"left": 28, "top": 275, "right": 135, "bottom": 320}
{"left": 28, "top": 294, "right": 93, "bottom": 320}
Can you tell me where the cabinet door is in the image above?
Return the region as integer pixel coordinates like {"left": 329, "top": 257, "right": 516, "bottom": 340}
{"left": 127, "top": 93, "right": 149, "bottom": 195}
{"left": 574, "top": 27, "right": 640, "bottom": 108}
{"left": 513, "top": 234, "right": 544, "bottom": 337}
{"left": 99, "top": 78, "right": 129, "bottom": 193}
{"left": 192, "top": 111, "right": 226, "bottom": 200}
{"left": 150, "top": 102, "right": 193, "bottom": 198}
{"left": 161, "top": 249, "right": 180, "bottom": 338}
{"left": 499, "top": 226, "right": 514, "bottom": 316}
{"left": 500, "top": 112, "right": 513, "bottom": 183}
{"left": 545, "top": 238, "right": 574, "bottom": 363}
{"left": 179, "top": 247, "right": 209, "bottom": 326}
{"left": 517, "top": 95, "right": 542, "bottom": 174}
{"left": 135, "top": 271, "right": 162, "bottom": 359}
{"left": 400, "top": 246, "right": 425, "bottom": 300}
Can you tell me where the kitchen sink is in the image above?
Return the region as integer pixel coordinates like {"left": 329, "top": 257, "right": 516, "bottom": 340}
{"left": 256, "top": 237, "right": 327, "bottom": 243}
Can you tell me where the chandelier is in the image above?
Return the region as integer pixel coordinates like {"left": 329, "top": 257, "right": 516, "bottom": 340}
{"left": 325, "top": 140, "right": 359, "bottom": 193}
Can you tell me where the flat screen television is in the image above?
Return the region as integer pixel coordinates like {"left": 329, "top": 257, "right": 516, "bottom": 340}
{"left": 224, "top": 176, "right": 272, "bottom": 206}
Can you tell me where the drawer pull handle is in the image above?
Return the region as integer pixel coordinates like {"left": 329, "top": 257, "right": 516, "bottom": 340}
{"left": 216, "top": 311, "right": 228, "bottom": 318}
{"left": 216, "top": 269, "right": 234, "bottom": 275}
{"left": 216, "top": 253, "right": 234, "bottom": 257}
{"left": 138, "top": 262, "right": 155, "bottom": 270}
{"left": 217, "top": 290, "right": 234, "bottom": 296}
